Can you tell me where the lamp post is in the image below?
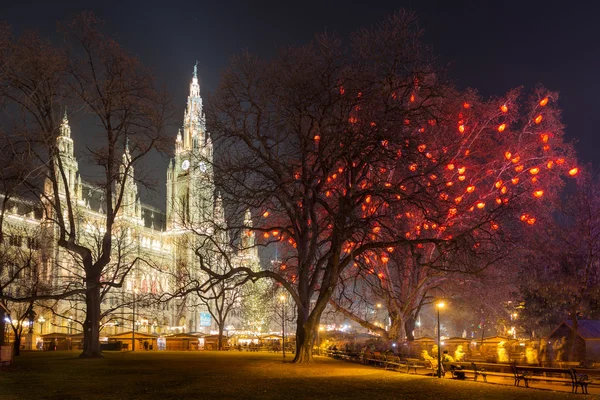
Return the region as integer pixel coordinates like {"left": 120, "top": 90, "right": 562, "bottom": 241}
{"left": 436, "top": 301, "right": 445, "bottom": 378}
{"left": 317, "top": 326, "right": 324, "bottom": 355}
{"left": 38, "top": 316, "right": 45, "bottom": 335}
{"left": 132, "top": 288, "right": 138, "bottom": 352}
{"left": 279, "top": 294, "right": 286, "bottom": 358}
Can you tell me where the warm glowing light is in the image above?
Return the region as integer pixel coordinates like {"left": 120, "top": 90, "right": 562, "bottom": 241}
{"left": 365, "top": 195, "right": 372, "bottom": 204}
{"left": 410, "top": 93, "right": 415, "bottom": 102}
{"left": 466, "top": 185, "right": 475, "bottom": 193}
{"left": 458, "top": 124, "right": 465, "bottom": 133}
{"left": 534, "top": 115, "right": 543, "bottom": 124}
{"left": 279, "top": 295, "right": 286, "bottom": 301}
{"left": 418, "top": 144, "right": 426, "bottom": 152}
{"left": 511, "top": 177, "right": 519, "bottom": 185}
{"left": 500, "top": 104, "right": 508, "bottom": 113}
{"left": 454, "top": 196, "right": 463, "bottom": 204}
{"left": 381, "top": 256, "right": 389, "bottom": 263}
{"left": 314, "top": 135, "right": 321, "bottom": 141}
{"left": 500, "top": 186, "right": 508, "bottom": 194}
{"left": 497, "top": 123, "right": 506, "bottom": 132}
{"left": 529, "top": 167, "right": 540, "bottom": 175}
{"left": 458, "top": 167, "right": 466, "bottom": 174}
{"left": 447, "top": 163, "right": 455, "bottom": 170}
{"left": 515, "top": 165, "right": 524, "bottom": 172}
{"left": 495, "top": 180, "right": 503, "bottom": 188}
{"left": 527, "top": 217, "right": 536, "bottom": 225}
{"left": 511, "top": 156, "right": 520, "bottom": 164}
{"left": 463, "top": 102, "right": 470, "bottom": 109}
{"left": 556, "top": 158, "right": 565, "bottom": 165}
{"left": 540, "top": 133, "right": 549, "bottom": 143}
{"left": 504, "top": 152, "right": 512, "bottom": 160}
{"left": 533, "top": 190, "right": 544, "bottom": 198}
{"left": 437, "top": 301, "right": 445, "bottom": 308}
{"left": 539, "top": 97, "right": 549, "bottom": 106}
{"left": 491, "top": 222, "right": 499, "bottom": 230}
{"left": 546, "top": 161, "right": 554, "bottom": 169}
{"left": 477, "top": 202, "right": 485, "bottom": 209}
{"left": 263, "top": 211, "right": 270, "bottom": 218}
{"left": 263, "top": 232, "right": 270, "bottom": 238}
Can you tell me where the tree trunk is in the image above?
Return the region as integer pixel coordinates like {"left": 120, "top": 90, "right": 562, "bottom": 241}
{"left": 293, "top": 319, "right": 315, "bottom": 363}
{"left": 217, "top": 323, "right": 225, "bottom": 350}
{"left": 80, "top": 279, "right": 102, "bottom": 358}
{"left": 0, "top": 318, "right": 5, "bottom": 346}
{"left": 12, "top": 331, "right": 21, "bottom": 356}
{"left": 404, "top": 316, "right": 416, "bottom": 342}
{"left": 568, "top": 308, "right": 579, "bottom": 363}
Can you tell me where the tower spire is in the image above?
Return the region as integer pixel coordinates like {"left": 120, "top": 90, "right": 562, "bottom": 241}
{"left": 59, "top": 107, "right": 71, "bottom": 138}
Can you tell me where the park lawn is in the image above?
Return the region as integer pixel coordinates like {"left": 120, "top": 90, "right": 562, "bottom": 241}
{"left": 0, "top": 351, "right": 596, "bottom": 400}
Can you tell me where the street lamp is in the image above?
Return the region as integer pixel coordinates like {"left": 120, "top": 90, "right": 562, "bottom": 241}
{"left": 132, "top": 287, "right": 139, "bottom": 352}
{"left": 38, "top": 316, "right": 45, "bottom": 335}
{"left": 317, "top": 326, "right": 324, "bottom": 355}
{"left": 436, "top": 301, "right": 445, "bottom": 378}
{"left": 279, "top": 294, "right": 286, "bottom": 359}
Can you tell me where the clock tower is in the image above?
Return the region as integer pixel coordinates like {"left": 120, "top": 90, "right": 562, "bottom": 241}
{"left": 166, "top": 64, "right": 214, "bottom": 231}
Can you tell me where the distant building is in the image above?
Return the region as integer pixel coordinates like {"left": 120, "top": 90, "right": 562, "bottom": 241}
{"left": 1, "top": 66, "right": 259, "bottom": 338}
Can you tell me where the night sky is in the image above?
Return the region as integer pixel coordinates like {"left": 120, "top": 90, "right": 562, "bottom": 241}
{"left": 4, "top": 0, "right": 599, "bottom": 207}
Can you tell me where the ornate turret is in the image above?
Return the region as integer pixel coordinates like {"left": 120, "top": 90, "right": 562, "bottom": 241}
{"left": 117, "top": 137, "right": 140, "bottom": 219}
{"left": 55, "top": 109, "right": 79, "bottom": 198}
{"left": 241, "top": 209, "right": 258, "bottom": 262}
{"left": 166, "top": 64, "right": 214, "bottom": 231}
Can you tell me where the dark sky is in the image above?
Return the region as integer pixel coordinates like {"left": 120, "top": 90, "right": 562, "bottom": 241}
{"left": 4, "top": 0, "right": 600, "bottom": 208}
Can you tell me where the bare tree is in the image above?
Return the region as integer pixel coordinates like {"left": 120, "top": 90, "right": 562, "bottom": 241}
{"left": 205, "top": 11, "right": 578, "bottom": 363}
{"left": 0, "top": 13, "right": 172, "bottom": 357}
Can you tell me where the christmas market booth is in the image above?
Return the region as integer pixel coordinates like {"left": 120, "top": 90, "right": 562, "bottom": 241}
{"left": 107, "top": 331, "right": 158, "bottom": 351}
{"left": 550, "top": 320, "right": 600, "bottom": 365}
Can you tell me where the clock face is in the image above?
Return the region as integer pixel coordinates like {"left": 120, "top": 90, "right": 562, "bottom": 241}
{"left": 199, "top": 161, "right": 207, "bottom": 172}
{"left": 181, "top": 160, "right": 190, "bottom": 171}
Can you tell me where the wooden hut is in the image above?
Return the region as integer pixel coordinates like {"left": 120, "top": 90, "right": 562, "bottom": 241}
{"left": 165, "top": 333, "right": 204, "bottom": 351}
{"left": 550, "top": 320, "right": 600, "bottom": 364}
{"left": 108, "top": 331, "right": 158, "bottom": 351}
{"left": 405, "top": 337, "right": 435, "bottom": 358}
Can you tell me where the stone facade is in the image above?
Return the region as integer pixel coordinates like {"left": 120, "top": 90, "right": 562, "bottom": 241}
{"left": 1, "top": 66, "right": 258, "bottom": 339}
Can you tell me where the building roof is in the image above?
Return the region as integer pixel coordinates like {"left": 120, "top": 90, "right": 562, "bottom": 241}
{"left": 563, "top": 320, "right": 600, "bottom": 339}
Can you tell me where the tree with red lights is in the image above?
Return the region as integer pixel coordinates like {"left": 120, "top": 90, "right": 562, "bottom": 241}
{"left": 206, "top": 11, "right": 578, "bottom": 363}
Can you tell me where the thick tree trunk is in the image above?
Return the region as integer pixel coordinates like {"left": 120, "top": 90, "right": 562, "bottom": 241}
{"left": 0, "top": 318, "right": 5, "bottom": 346}
{"left": 218, "top": 324, "right": 225, "bottom": 350}
{"left": 568, "top": 308, "right": 579, "bottom": 362}
{"left": 293, "top": 319, "right": 315, "bottom": 363}
{"left": 12, "top": 332, "right": 21, "bottom": 356}
{"left": 404, "top": 316, "right": 416, "bottom": 342}
{"left": 80, "top": 280, "right": 102, "bottom": 358}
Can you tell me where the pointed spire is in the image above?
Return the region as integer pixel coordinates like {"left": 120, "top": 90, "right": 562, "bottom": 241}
{"left": 193, "top": 60, "right": 198, "bottom": 79}
{"left": 244, "top": 209, "right": 253, "bottom": 228}
{"left": 59, "top": 107, "right": 71, "bottom": 138}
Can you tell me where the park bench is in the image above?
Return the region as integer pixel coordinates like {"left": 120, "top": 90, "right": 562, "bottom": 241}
{"left": 404, "top": 358, "right": 435, "bottom": 375}
{"left": 360, "top": 352, "right": 386, "bottom": 367}
{"left": 383, "top": 355, "right": 403, "bottom": 371}
{"left": 512, "top": 365, "right": 592, "bottom": 394}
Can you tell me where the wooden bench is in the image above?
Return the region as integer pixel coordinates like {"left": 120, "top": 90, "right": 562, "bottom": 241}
{"left": 404, "top": 358, "right": 435, "bottom": 375}
{"left": 383, "top": 355, "right": 403, "bottom": 371}
{"left": 512, "top": 365, "right": 592, "bottom": 393}
{"left": 363, "top": 352, "right": 386, "bottom": 367}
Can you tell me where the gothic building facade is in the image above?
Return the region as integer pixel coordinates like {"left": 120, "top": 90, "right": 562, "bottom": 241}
{"left": 1, "top": 66, "right": 259, "bottom": 340}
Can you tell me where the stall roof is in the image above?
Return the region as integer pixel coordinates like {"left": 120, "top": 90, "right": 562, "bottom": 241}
{"left": 552, "top": 320, "right": 600, "bottom": 340}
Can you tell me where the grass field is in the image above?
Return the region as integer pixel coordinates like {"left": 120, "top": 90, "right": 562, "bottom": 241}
{"left": 0, "top": 351, "right": 597, "bottom": 400}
